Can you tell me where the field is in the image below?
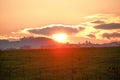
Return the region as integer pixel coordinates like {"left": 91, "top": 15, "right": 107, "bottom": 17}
{"left": 0, "top": 47, "right": 120, "bottom": 80}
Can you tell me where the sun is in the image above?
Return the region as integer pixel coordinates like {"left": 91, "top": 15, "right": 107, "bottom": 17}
{"left": 52, "top": 33, "right": 68, "bottom": 43}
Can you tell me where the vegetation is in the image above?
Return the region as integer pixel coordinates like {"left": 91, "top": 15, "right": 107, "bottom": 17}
{"left": 0, "top": 47, "right": 120, "bottom": 80}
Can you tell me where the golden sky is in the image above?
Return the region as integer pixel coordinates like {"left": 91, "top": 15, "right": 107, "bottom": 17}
{"left": 0, "top": 0, "right": 120, "bottom": 43}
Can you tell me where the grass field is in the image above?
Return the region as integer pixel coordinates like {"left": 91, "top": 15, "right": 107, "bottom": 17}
{"left": 0, "top": 47, "right": 120, "bottom": 80}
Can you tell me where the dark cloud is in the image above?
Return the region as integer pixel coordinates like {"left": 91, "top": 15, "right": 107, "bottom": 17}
{"left": 91, "top": 20, "right": 105, "bottom": 24}
{"left": 27, "top": 25, "right": 84, "bottom": 36}
{"left": 87, "top": 34, "right": 96, "bottom": 38}
{"left": 102, "top": 33, "right": 120, "bottom": 39}
{"left": 94, "top": 23, "right": 120, "bottom": 30}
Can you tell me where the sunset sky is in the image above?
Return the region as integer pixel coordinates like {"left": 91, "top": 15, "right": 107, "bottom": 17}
{"left": 0, "top": 0, "right": 120, "bottom": 43}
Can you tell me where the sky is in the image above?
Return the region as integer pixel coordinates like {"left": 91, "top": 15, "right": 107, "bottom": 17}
{"left": 0, "top": 0, "right": 120, "bottom": 43}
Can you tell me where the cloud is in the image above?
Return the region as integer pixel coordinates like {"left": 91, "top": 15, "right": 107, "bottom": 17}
{"left": 1, "top": 13, "right": 120, "bottom": 43}
{"left": 84, "top": 14, "right": 120, "bottom": 24}
{"left": 102, "top": 32, "right": 120, "bottom": 39}
{"left": 91, "top": 20, "right": 105, "bottom": 24}
{"left": 87, "top": 34, "right": 96, "bottom": 38}
{"left": 94, "top": 23, "right": 120, "bottom": 30}
{"left": 26, "top": 24, "right": 84, "bottom": 36}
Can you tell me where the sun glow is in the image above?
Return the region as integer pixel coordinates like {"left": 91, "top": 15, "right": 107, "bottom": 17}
{"left": 52, "top": 33, "right": 68, "bottom": 43}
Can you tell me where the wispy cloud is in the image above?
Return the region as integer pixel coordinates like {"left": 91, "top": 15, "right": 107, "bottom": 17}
{"left": 91, "top": 20, "right": 105, "bottom": 24}
{"left": 85, "top": 13, "right": 120, "bottom": 23}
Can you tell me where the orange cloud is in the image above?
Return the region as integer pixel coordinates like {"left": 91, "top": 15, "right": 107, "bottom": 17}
{"left": 80, "top": 14, "right": 120, "bottom": 42}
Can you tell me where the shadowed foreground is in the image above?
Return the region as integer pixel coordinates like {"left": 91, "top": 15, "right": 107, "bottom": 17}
{"left": 0, "top": 47, "right": 120, "bottom": 80}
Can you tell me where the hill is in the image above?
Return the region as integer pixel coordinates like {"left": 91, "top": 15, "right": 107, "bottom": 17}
{"left": 0, "top": 37, "right": 59, "bottom": 49}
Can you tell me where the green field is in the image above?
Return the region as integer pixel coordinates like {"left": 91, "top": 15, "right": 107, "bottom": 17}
{"left": 0, "top": 47, "right": 120, "bottom": 80}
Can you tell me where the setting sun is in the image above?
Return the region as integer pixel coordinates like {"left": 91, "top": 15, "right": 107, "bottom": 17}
{"left": 52, "top": 33, "right": 68, "bottom": 43}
